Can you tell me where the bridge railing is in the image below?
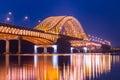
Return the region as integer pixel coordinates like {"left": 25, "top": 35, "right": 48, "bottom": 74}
{"left": 0, "top": 23, "right": 59, "bottom": 42}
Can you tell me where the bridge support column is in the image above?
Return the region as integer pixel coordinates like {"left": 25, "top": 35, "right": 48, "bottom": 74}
{"left": 71, "top": 47, "right": 74, "bottom": 53}
{"left": 18, "top": 36, "right": 22, "bottom": 54}
{"left": 43, "top": 46, "right": 47, "bottom": 53}
{"left": 52, "top": 45, "right": 57, "bottom": 53}
{"left": 18, "top": 39, "right": 21, "bottom": 54}
{"left": 56, "top": 38, "right": 71, "bottom": 53}
{"left": 34, "top": 45, "right": 48, "bottom": 53}
{"left": 35, "top": 45, "right": 57, "bottom": 53}
{"left": 6, "top": 39, "right": 9, "bottom": 53}
{"left": 34, "top": 45, "right": 38, "bottom": 53}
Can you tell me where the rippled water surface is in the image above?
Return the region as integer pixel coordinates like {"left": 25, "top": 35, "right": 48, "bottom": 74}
{"left": 0, "top": 53, "right": 120, "bottom": 80}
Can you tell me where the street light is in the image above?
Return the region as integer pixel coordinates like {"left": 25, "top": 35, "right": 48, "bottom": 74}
{"left": 38, "top": 20, "right": 41, "bottom": 23}
{"left": 8, "top": 12, "right": 12, "bottom": 15}
{"left": 6, "top": 17, "right": 10, "bottom": 21}
{"left": 88, "top": 34, "right": 91, "bottom": 37}
{"left": 24, "top": 16, "right": 28, "bottom": 20}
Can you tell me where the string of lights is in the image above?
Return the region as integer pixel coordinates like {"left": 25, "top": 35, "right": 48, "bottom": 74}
{"left": 88, "top": 34, "right": 111, "bottom": 46}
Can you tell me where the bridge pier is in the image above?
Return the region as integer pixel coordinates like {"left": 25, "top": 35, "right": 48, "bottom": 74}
{"left": 6, "top": 39, "right": 9, "bottom": 53}
{"left": 43, "top": 46, "right": 47, "bottom": 53}
{"left": 6, "top": 37, "right": 22, "bottom": 54}
{"left": 34, "top": 45, "right": 47, "bottom": 53}
{"left": 71, "top": 47, "right": 88, "bottom": 53}
{"left": 18, "top": 37, "right": 21, "bottom": 54}
{"left": 34, "top": 45, "right": 38, "bottom": 53}
{"left": 34, "top": 45, "right": 57, "bottom": 53}
{"left": 51, "top": 45, "right": 57, "bottom": 53}
{"left": 56, "top": 38, "right": 71, "bottom": 53}
{"left": 71, "top": 47, "right": 74, "bottom": 53}
{"left": 4, "top": 36, "right": 22, "bottom": 54}
{"left": 71, "top": 47, "right": 79, "bottom": 53}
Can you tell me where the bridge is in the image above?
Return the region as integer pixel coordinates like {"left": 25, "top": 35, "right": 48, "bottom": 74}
{"left": 0, "top": 16, "right": 110, "bottom": 53}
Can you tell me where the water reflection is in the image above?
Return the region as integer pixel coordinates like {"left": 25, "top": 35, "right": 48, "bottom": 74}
{"left": 70, "top": 54, "right": 111, "bottom": 80}
{"left": 0, "top": 53, "right": 120, "bottom": 80}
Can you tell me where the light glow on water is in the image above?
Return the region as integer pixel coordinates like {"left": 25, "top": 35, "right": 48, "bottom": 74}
{"left": 0, "top": 53, "right": 120, "bottom": 80}
{"left": 52, "top": 55, "right": 58, "bottom": 67}
{"left": 34, "top": 54, "right": 38, "bottom": 67}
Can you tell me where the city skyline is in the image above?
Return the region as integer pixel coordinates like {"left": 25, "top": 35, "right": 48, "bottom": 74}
{"left": 0, "top": 0, "right": 120, "bottom": 46}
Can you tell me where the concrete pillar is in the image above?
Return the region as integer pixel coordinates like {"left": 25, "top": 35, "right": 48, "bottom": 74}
{"left": 52, "top": 45, "right": 57, "bottom": 53}
{"left": 43, "top": 46, "right": 47, "bottom": 53}
{"left": 18, "top": 39, "right": 21, "bottom": 53}
{"left": 83, "top": 47, "right": 88, "bottom": 53}
{"left": 56, "top": 38, "right": 71, "bottom": 53}
{"left": 35, "top": 45, "right": 57, "bottom": 53}
{"left": 54, "top": 48, "right": 57, "bottom": 53}
{"left": 6, "top": 39, "right": 9, "bottom": 53}
{"left": 71, "top": 47, "right": 74, "bottom": 53}
{"left": 34, "top": 45, "right": 38, "bottom": 53}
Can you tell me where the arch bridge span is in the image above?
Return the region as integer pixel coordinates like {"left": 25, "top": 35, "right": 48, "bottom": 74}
{"left": 34, "top": 16, "right": 88, "bottom": 41}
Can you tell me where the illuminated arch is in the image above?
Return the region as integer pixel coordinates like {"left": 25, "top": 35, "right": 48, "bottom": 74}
{"left": 34, "top": 16, "right": 88, "bottom": 40}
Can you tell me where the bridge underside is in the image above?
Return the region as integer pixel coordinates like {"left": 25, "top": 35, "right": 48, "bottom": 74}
{"left": 0, "top": 33, "right": 102, "bottom": 49}
{"left": 0, "top": 33, "right": 54, "bottom": 45}
{"left": 0, "top": 33, "right": 85, "bottom": 46}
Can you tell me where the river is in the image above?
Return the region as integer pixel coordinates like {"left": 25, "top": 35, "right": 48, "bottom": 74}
{"left": 0, "top": 53, "right": 120, "bottom": 80}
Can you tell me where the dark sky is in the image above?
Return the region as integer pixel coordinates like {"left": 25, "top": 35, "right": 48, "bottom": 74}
{"left": 0, "top": 0, "right": 120, "bottom": 47}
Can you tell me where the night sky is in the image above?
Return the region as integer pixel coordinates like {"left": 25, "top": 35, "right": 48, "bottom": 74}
{"left": 0, "top": 0, "right": 120, "bottom": 47}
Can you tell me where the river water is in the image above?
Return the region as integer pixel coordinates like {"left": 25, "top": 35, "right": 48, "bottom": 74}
{"left": 0, "top": 53, "right": 120, "bottom": 80}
